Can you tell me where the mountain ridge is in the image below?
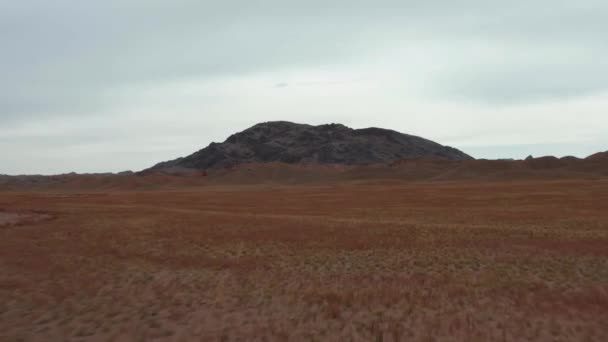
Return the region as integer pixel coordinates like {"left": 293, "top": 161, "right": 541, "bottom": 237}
{"left": 146, "top": 121, "right": 473, "bottom": 172}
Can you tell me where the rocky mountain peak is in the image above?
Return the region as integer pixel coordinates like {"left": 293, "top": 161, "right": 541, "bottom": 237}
{"left": 147, "top": 121, "right": 473, "bottom": 171}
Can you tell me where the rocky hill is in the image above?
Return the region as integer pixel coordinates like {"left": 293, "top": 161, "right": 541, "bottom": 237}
{"left": 146, "top": 121, "right": 473, "bottom": 171}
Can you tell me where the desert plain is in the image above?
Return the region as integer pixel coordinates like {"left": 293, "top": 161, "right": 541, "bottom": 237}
{"left": 1, "top": 178, "right": 607, "bottom": 341}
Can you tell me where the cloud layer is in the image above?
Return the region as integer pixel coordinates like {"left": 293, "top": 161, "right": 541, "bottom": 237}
{"left": 1, "top": 1, "right": 607, "bottom": 174}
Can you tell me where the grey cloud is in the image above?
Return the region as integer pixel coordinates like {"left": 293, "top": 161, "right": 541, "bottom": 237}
{"left": 2, "top": 0, "right": 608, "bottom": 120}
{"left": 436, "top": 54, "right": 608, "bottom": 104}
{"left": 1, "top": 1, "right": 607, "bottom": 173}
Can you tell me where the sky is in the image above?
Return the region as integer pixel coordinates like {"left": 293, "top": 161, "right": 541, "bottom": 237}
{"left": 1, "top": 0, "right": 608, "bottom": 175}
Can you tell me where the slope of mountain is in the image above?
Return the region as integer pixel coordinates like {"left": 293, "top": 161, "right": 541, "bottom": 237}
{"left": 586, "top": 151, "right": 608, "bottom": 161}
{"left": 147, "top": 121, "right": 473, "bottom": 171}
{"left": 3, "top": 152, "right": 608, "bottom": 191}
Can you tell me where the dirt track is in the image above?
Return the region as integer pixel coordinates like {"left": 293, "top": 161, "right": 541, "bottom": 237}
{"left": 1, "top": 180, "right": 607, "bottom": 341}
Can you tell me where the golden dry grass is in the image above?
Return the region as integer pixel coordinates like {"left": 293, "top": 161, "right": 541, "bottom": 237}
{"left": 1, "top": 180, "right": 607, "bottom": 341}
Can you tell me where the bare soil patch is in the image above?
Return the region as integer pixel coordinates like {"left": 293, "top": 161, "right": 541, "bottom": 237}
{"left": 0, "top": 210, "right": 53, "bottom": 227}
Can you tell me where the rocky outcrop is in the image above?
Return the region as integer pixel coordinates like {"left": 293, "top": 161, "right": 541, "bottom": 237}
{"left": 147, "top": 121, "right": 473, "bottom": 171}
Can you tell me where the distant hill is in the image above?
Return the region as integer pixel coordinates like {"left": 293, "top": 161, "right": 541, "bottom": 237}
{"left": 146, "top": 121, "right": 473, "bottom": 172}
{"left": 2, "top": 151, "right": 608, "bottom": 191}
{"left": 586, "top": 151, "right": 608, "bottom": 161}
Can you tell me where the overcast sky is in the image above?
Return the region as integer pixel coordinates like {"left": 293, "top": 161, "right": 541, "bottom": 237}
{"left": 1, "top": 1, "right": 607, "bottom": 174}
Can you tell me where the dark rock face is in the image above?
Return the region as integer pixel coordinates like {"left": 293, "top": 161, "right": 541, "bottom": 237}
{"left": 147, "top": 121, "right": 473, "bottom": 171}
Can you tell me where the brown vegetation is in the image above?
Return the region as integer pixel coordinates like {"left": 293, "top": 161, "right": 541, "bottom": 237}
{"left": 1, "top": 179, "right": 608, "bottom": 340}
{"left": 2, "top": 152, "right": 608, "bottom": 192}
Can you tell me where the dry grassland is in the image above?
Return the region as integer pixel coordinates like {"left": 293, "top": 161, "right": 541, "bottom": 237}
{"left": 1, "top": 180, "right": 607, "bottom": 341}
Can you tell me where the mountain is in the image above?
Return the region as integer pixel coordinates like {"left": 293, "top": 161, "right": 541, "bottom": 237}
{"left": 146, "top": 121, "right": 473, "bottom": 172}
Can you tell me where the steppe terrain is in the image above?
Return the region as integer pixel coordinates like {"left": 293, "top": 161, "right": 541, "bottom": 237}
{"left": 1, "top": 178, "right": 607, "bottom": 341}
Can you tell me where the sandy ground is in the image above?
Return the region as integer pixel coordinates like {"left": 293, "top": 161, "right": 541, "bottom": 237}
{"left": 0, "top": 180, "right": 607, "bottom": 341}
{"left": 0, "top": 212, "right": 23, "bottom": 226}
{"left": 0, "top": 211, "right": 52, "bottom": 227}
